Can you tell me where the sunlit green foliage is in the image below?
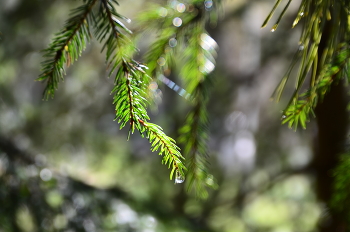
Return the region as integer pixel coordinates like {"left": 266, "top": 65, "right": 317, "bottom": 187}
{"left": 266, "top": 0, "right": 350, "bottom": 129}
{"left": 38, "top": 0, "right": 225, "bottom": 196}
{"left": 39, "top": 0, "right": 222, "bottom": 195}
{"left": 38, "top": 0, "right": 187, "bottom": 181}
{"left": 5, "top": 0, "right": 350, "bottom": 231}
{"left": 39, "top": 0, "right": 350, "bottom": 198}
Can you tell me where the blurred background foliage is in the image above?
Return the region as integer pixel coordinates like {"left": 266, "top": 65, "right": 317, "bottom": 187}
{"left": 0, "top": 0, "right": 342, "bottom": 231}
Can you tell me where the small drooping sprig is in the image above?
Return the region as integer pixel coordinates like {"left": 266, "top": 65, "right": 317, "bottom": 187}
{"left": 179, "top": 81, "right": 217, "bottom": 199}
{"left": 264, "top": 0, "right": 350, "bottom": 129}
{"left": 178, "top": 23, "right": 218, "bottom": 198}
{"left": 138, "top": 0, "right": 219, "bottom": 196}
{"left": 141, "top": 120, "right": 186, "bottom": 180}
{"left": 112, "top": 60, "right": 186, "bottom": 179}
{"left": 38, "top": 0, "right": 186, "bottom": 181}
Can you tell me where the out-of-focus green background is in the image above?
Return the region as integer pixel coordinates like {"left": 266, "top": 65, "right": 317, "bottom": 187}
{"left": 0, "top": 0, "right": 321, "bottom": 231}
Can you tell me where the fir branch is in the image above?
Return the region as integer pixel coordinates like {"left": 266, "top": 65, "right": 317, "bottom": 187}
{"left": 38, "top": 0, "right": 98, "bottom": 99}
{"left": 38, "top": 0, "right": 186, "bottom": 181}
{"left": 96, "top": 0, "right": 187, "bottom": 181}
{"left": 140, "top": 120, "right": 186, "bottom": 180}
{"left": 282, "top": 45, "right": 350, "bottom": 129}
{"left": 112, "top": 60, "right": 186, "bottom": 180}
{"left": 179, "top": 22, "right": 217, "bottom": 198}
{"left": 180, "top": 24, "right": 217, "bottom": 93}
{"left": 178, "top": 25, "right": 212, "bottom": 197}
{"left": 179, "top": 82, "right": 216, "bottom": 198}
{"left": 112, "top": 60, "right": 150, "bottom": 134}
{"left": 95, "top": 0, "right": 134, "bottom": 75}
{"left": 139, "top": 1, "right": 219, "bottom": 192}
{"left": 266, "top": 0, "right": 349, "bottom": 129}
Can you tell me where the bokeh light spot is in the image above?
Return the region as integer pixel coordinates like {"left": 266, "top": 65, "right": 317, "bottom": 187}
{"left": 172, "top": 17, "right": 182, "bottom": 27}
{"left": 158, "top": 7, "right": 168, "bottom": 17}
{"left": 157, "top": 57, "right": 166, "bottom": 66}
{"left": 169, "top": 38, "right": 177, "bottom": 47}
{"left": 176, "top": 3, "right": 186, "bottom": 13}
{"left": 40, "top": 168, "right": 52, "bottom": 181}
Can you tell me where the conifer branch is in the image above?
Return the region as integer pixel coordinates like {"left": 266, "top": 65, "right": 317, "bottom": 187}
{"left": 96, "top": 0, "right": 187, "bottom": 181}
{"left": 179, "top": 22, "right": 218, "bottom": 198}
{"left": 174, "top": 23, "right": 217, "bottom": 198}
{"left": 38, "top": 0, "right": 98, "bottom": 99}
{"left": 282, "top": 44, "right": 350, "bottom": 129}
{"left": 139, "top": 120, "right": 186, "bottom": 180}
{"left": 266, "top": 0, "right": 350, "bottom": 129}
{"left": 112, "top": 60, "right": 185, "bottom": 180}
{"left": 95, "top": 0, "right": 133, "bottom": 75}
{"left": 39, "top": 0, "right": 186, "bottom": 181}
{"left": 179, "top": 82, "right": 216, "bottom": 198}
{"left": 139, "top": 0, "right": 219, "bottom": 193}
{"left": 112, "top": 60, "right": 150, "bottom": 133}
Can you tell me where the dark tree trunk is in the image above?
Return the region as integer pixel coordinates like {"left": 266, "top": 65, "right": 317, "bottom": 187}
{"left": 314, "top": 81, "right": 348, "bottom": 231}
{"left": 313, "top": 14, "right": 349, "bottom": 231}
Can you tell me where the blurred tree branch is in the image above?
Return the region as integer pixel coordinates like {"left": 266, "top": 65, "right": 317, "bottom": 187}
{"left": 0, "top": 135, "right": 213, "bottom": 232}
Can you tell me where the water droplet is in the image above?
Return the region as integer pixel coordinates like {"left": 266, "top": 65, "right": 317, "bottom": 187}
{"left": 176, "top": 3, "right": 186, "bottom": 13}
{"left": 169, "top": 38, "right": 177, "bottom": 47}
{"left": 172, "top": 17, "right": 182, "bottom": 27}
{"left": 271, "top": 24, "right": 279, "bottom": 32}
{"left": 299, "top": 12, "right": 304, "bottom": 16}
{"left": 204, "top": 0, "right": 213, "bottom": 10}
{"left": 126, "top": 18, "right": 131, "bottom": 23}
{"left": 282, "top": 115, "right": 286, "bottom": 119}
{"left": 157, "top": 57, "right": 166, "bottom": 66}
{"left": 175, "top": 176, "right": 184, "bottom": 184}
{"left": 175, "top": 172, "right": 185, "bottom": 184}
{"left": 158, "top": 7, "right": 168, "bottom": 17}
{"left": 299, "top": 44, "right": 304, "bottom": 50}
